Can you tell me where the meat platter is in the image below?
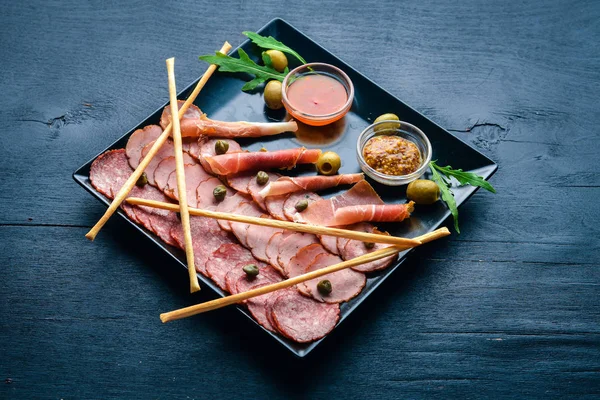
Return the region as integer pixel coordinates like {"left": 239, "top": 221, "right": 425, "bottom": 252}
{"left": 74, "top": 18, "right": 497, "bottom": 357}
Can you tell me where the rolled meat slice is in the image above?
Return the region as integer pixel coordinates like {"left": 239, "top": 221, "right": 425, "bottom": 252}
{"left": 259, "top": 173, "right": 364, "bottom": 197}
{"left": 160, "top": 100, "right": 298, "bottom": 138}
{"left": 283, "top": 191, "right": 322, "bottom": 221}
{"left": 247, "top": 171, "right": 280, "bottom": 211}
{"left": 196, "top": 177, "right": 234, "bottom": 209}
{"left": 300, "top": 253, "right": 366, "bottom": 303}
{"left": 205, "top": 243, "right": 256, "bottom": 291}
{"left": 331, "top": 203, "right": 414, "bottom": 226}
{"left": 271, "top": 290, "right": 340, "bottom": 343}
{"left": 125, "top": 125, "right": 163, "bottom": 169}
{"left": 277, "top": 232, "right": 319, "bottom": 274}
{"left": 203, "top": 148, "right": 322, "bottom": 175}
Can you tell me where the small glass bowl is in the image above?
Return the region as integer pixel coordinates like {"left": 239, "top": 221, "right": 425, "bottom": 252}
{"left": 281, "top": 63, "right": 354, "bottom": 126}
{"left": 356, "top": 120, "right": 432, "bottom": 186}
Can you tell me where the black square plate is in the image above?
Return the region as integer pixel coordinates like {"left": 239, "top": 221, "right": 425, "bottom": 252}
{"left": 74, "top": 18, "right": 497, "bottom": 357}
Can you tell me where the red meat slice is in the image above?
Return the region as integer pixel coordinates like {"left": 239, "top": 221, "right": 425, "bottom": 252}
{"left": 318, "top": 234, "right": 340, "bottom": 255}
{"left": 265, "top": 231, "right": 290, "bottom": 271}
{"left": 204, "top": 148, "right": 321, "bottom": 175}
{"left": 332, "top": 203, "right": 414, "bottom": 226}
{"left": 215, "top": 192, "right": 250, "bottom": 231}
{"left": 245, "top": 222, "right": 283, "bottom": 265}
{"left": 226, "top": 172, "right": 254, "bottom": 194}
{"left": 205, "top": 243, "right": 256, "bottom": 291}
{"left": 247, "top": 171, "right": 280, "bottom": 211}
{"left": 163, "top": 163, "right": 211, "bottom": 207}
{"left": 260, "top": 173, "right": 364, "bottom": 197}
{"left": 89, "top": 149, "right": 131, "bottom": 199}
{"left": 197, "top": 137, "right": 243, "bottom": 172}
{"left": 196, "top": 177, "right": 234, "bottom": 209}
{"left": 125, "top": 125, "right": 163, "bottom": 169}
{"left": 271, "top": 290, "right": 340, "bottom": 343}
{"left": 342, "top": 239, "right": 397, "bottom": 273}
{"left": 230, "top": 202, "right": 264, "bottom": 247}
{"left": 286, "top": 243, "right": 330, "bottom": 280}
{"left": 277, "top": 232, "right": 319, "bottom": 274}
{"left": 283, "top": 191, "right": 322, "bottom": 221}
{"left": 140, "top": 140, "right": 197, "bottom": 187}
{"left": 265, "top": 194, "right": 289, "bottom": 221}
{"left": 159, "top": 100, "right": 204, "bottom": 131}
{"left": 300, "top": 253, "right": 366, "bottom": 303}
{"left": 224, "top": 261, "right": 268, "bottom": 294}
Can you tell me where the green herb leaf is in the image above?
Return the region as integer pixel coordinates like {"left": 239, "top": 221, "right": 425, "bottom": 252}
{"left": 261, "top": 52, "right": 273, "bottom": 69}
{"left": 198, "top": 49, "right": 286, "bottom": 86}
{"left": 241, "top": 77, "right": 265, "bottom": 92}
{"left": 242, "top": 31, "right": 307, "bottom": 64}
{"left": 430, "top": 161, "right": 496, "bottom": 193}
{"left": 430, "top": 165, "right": 460, "bottom": 234}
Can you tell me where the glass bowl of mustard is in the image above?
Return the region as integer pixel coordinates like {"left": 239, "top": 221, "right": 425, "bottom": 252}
{"left": 356, "top": 120, "right": 432, "bottom": 186}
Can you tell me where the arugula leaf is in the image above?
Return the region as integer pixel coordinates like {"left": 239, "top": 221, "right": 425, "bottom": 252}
{"left": 199, "top": 49, "right": 286, "bottom": 92}
{"left": 430, "top": 161, "right": 496, "bottom": 193}
{"left": 243, "top": 31, "right": 307, "bottom": 64}
{"left": 430, "top": 165, "right": 460, "bottom": 234}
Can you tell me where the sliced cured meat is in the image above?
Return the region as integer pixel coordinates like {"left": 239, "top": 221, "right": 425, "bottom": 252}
{"left": 292, "top": 180, "right": 383, "bottom": 225}
{"left": 246, "top": 222, "right": 284, "bottom": 265}
{"left": 300, "top": 253, "right": 366, "bottom": 303}
{"left": 181, "top": 117, "right": 297, "bottom": 138}
{"left": 318, "top": 234, "right": 340, "bottom": 255}
{"left": 224, "top": 260, "right": 268, "bottom": 294}
{"left": 234, "top": 265, "right": 282, "bottom": 295}
{"left": 196, "top": 177, "right": 234, "bottom": 209}
{"left": 336, "top": 222, "right": 371, "bottom": 254}
{"left": 264, "top": 287, "right": 295, "bottom": 330}
{"left": 159, "top": 100, "right": 204, "bottom": 131}
{"left": 163, "top": 163, "right": 211, "bottom": 207}
{"left": 283, "top": 191, "right": 322, "bottom": 221}
{"left": 265, "top": 231, "right": 291, "bottom": 270}
{"left": 271, "top": 290, "right": 340, "bottom": 343}
{"left": 230, "top": 202, "right": 264, "bottom": 247}
{"left": 277, "top": 232, "right": 319, "bottom": 274}
{"left": 203, "top": 148, "right": 322, "bottom": 175}
{"left": 141, "top": 139, "right": 196, "bottom": 186}
{"left": 154, "top": 157, "right": 185, "bottom": 191}
{"left": 247, "top": 171, "right": 280, "bottom": 211}
{"left": 148, "top": 211, "right": 180, "bottom": 247}
{"left": 265, "top": 194, "right": 289, "bottom": 221}
{"left": 342, "top": 239, "right": 397, "bottom": 273}
{"left": 260, "top": 173, "right": 365, "bottom": 197}
{"left": 89, "top": 149, "right": 131, "bottom": 199}
{"left": 205, "top": 243, "right": 256, "bottom": 291}
{"left": 125, "top": 125, "right": 163, "bottom": 169}
{"left": 332, "top": 203, "right": 414, "bottom": 226}
{"left": 196, "top": 137, "right": 243, "bottom": 172}
{"left": 246, "top": 288, "right": 278, "bottom": 332}
{"left": 215, "top": 192, "right": 250, "bottom": 231}
{"left": 286, "top": 243, "right": 330, "bottom": 280}
{"left": 180, "top": 137, "right": 200, "bottom": 158}
{"left": 170, "top": 215, "right": 235, "bottom": 276}
{"left": 226, "top": 172, "right": 254, "bottom": 194}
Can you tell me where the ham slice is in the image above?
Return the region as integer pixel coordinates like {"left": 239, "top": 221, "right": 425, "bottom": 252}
{"left": 205, "top": 243, "right": 256, "bottom": 291}
{"left": 163, "top": 164, "right": 212, "bottom": 207}
{"left": 247, "top": 171, "right": 280, "bottom": 211}
{"left": 125, "top": 125, "right": 163, "bottom": 169}
{"left": 154, "top": 156, "right": 195, "bottom": 191}
{"left": 260, "top": 174, "right": 365, "bottom": 197}
{"left": 226, "top": 172, "right": 254, "bottom": 194}
{"left": 338, "top": 222, "right": 398, "bottom": 273}
{"left": 300, "top": 253, "right": 366, "bottom": 303}
{"left": 224, "top": 261, "right": 268, "bottom": 294}
{"left": 230, "top": 202, "right": 264, "bottom": 247}
{"left": 160, "top": 100, "right": 298, "bottom": 138}
{"left": 265, "top": 231, "right": 290, "bottom": 270}
{"left": 277, "top": 233, "right": 320, "bottom": 275}
{"left": 196, "top": 177, "right": 234, "bottom": 209}
{"left": 331, "top": 203, "right": 414, "bottom": 225}
{"left": 196, "top": 137, "right": 243, "bottom": 172}
{"left": 246, "top": 223, "right": 284, "bottom": 266}
{"left": 292, "top": 180, "right": 383, "bottom": 226}
{"left": 265, "top": 194, "right": 288, "bottom": 221}
{"left": 215, "top": 192, "right": 250, "bottom": 231}
{"left": 283, "top": 191, "right": 322, "bottom": 221}
{"left": 286, "top": 243, "right": 330, "bottom": 280}
{"left": 203, "top": 148, "right": 322, "bottom": 175}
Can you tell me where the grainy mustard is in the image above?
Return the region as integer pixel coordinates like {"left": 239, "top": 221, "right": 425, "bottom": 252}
{"left": 363, "top": 135, "right": 421, "bottom": 176}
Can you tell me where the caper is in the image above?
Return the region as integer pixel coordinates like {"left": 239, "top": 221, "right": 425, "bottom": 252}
{"left": 374, "top": 113, "right": 401, "bottom": 133}
{"left": 213, "top": 185, "right": 227, "bottom": 202}
{"left": 136, "top": 172, "right": 148, "bottom": 187}
{"left": 263, "top": 80, "right": 283, "bottom": 110}
{"left": 295, "top": 199, "right": 309, "bottom": 212}
{"left": 214, "top": 140, "right": 229, "bottom": 155}
{"left": 316, "top": 151, "right": 342, "bottom": 175}
{"left": 406, "top": 179, "right": 440, "bottom": 205}
{"left": 317, "top": 280, "right": 332, "bottom": 296}
{"left": 243, "top": 264, "right": 260, "bottom": 277}
{"left": 264, "top": 50, "right": 288, "bottom": 72}
{"left": 256, "top": 171, "right": 269, "bottom": 185}
{"left": 364, "top": 242, "right": 375, "bottom": 249}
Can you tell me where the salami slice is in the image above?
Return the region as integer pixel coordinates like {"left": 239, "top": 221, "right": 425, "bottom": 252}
{"left": 206, "top": 243, "right": 256, "bottom": 291}
{"left": 286, "top": 243, "right": 330, "bottom": 279}
{"left": 300, "top": 253, "right": 366, "bottom": 303}
{"left": 271, "top": 290, "right": 340, "bottom": 343}
{"left": 125, "top": 125, "right": 163, "bottom": 169}
{"left": 283, "top": 191, "right": 322, "bottom": 221}
{"left": 277, "top": 232, "right": 319, "bottom": 274}
{"left": 247, "top": 171, "right": 280, "bottom": 211}
{"left": 196, "top": 177, "right": 234, "bottom": 209}
{"left": 264, "top": 287, "right": 295, "bottom": 330}
{"left": 89, "top": 149, "right": 131, "bottom": 199}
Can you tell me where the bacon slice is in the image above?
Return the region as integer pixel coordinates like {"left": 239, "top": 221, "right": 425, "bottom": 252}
{"left": 331, "top": 203, "right": 414, "bottom": 226}
{"left": 160, "top": 101, "right": 298, "bottom": 138}
{"left": 260, "top": 174, "right": 364, "bottom": 197}
{"left": 203, "top": 148, "right": 322, "bottom": 175}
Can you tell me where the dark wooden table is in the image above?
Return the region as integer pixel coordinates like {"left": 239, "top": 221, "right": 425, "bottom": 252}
{"left": 2, "top": 1, "right": 599, "bottom": 398}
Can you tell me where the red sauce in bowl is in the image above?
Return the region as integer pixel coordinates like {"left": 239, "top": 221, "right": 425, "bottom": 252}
{"left": 286, "top": 75, "right": 348, "bottom": 116}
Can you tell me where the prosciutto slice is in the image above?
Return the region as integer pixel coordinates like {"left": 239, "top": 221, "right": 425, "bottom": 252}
{"left": 260, "top": 174, "right": 364, "bottom": 197}
{"left": 160, "top": 101, "right": 298, "bottom": 138}
{"left": 203, "top": 148, "right": 322, "bottom": 175}
{"left": 331, "top": 203, "right": 414, "bottom": 226}
{"left": 292, "top": 180, "right": 384, "bottom": 226}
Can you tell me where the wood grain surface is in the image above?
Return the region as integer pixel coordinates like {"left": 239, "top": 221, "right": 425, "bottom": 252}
{"left": 1, "top": 0, "right": 599, "bottom": 398}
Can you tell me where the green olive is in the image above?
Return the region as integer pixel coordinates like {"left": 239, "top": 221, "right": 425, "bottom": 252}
{"left": 213, "top": 185, "right": 227, "bottom": 202}
{"left": 316, "top": 151, "right": 341, "bottom": 175}
{"left": 406, "top": 179, "right": 440, "bottom": 205}
{"left": 136, "top": 172, "right": 148, "bottom": 187}
{"left": 214, "top": 140, "right": 229, "bottom": 155}
{"left": 265, "top": 50, "right": 288, "bottom": 72}
{"left": 317, "top": 280, "right": 332, "bottom": 296}
{"left": 243, "top": 264, "right": 260, "bottom": 277}
{"left": 295, "top": 199, "right": 309, "bottom": 212}
{"left": 256, "top": 171, "right": 270, "bottom": 185}
{"left": 363, "top": 242, "right": 375, "bottom": 249}
{"left": 374, "top": 113, "right": 401, "bottom": 133}
{"left": 263, "top": 80, "right": 283, "bottom": 110}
